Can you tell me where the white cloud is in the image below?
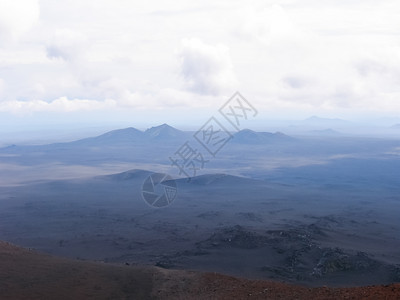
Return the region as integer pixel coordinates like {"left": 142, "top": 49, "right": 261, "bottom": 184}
{"left": 0, "top": 97, "right": 116, "bottom": 114}
{"left": 227, "top": 2, "right": 400, "bottom": 114}
{"left": 0, "top": 78, "right": 4, "bottom": 96}
{"left": 1, "top": 0, "right": 400, "bottom": 119}
{"left": 233, "top": 4, "right": 301, "bottom": 44}
{"left": 0, "top": 89, "right": 216, "bottom": 114}
{"left": 46, "top": 29, "right": 88, "bottom": 62}
{"left": 178, "top": 38, "right": 236, "bottom": 96}
{"left": 0, "top": 0, "right": 39, "bottom": 44}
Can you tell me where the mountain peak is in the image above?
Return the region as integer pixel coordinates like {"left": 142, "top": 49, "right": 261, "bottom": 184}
{"left": 233, "top": 129, "right": 260, "bottom": 142}
{"left": 100, "top": 127, "right": 142, "bottom": 137}
{"left": 145, "top": 124, "right": 183, "bottom": 139}
{"left": 96, "top": 127, "right": 144, "bottom": 140}
{"left": 72, "top": 127, "right": 143, "bottom": 145}
{"left": 232, "top": 129, "right": 293, "bottom": 144}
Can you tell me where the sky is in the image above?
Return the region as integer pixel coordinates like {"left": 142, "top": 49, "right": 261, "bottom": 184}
{"left": 1, "top": 0, "right": 400, "bottom": 136}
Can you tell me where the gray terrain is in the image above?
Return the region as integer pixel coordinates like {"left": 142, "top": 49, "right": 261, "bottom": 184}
{"left": 0, "top": 123, "right": 399, "bottom": 287}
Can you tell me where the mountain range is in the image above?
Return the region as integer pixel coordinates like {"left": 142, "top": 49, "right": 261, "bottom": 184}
{"left": 231, "top": 129, "right": 293, "bottom": 144}
{"left": 1, "top": 124, "right": 294, "bottom": 149}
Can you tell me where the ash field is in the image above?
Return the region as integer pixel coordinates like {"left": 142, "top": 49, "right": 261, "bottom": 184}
{"left": 1, "top": 123, "right": 400, "bottom": 287}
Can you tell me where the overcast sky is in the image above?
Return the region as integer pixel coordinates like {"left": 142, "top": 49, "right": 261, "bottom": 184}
{"left": 1, "top": 0, "right": 400, "bottom": 133}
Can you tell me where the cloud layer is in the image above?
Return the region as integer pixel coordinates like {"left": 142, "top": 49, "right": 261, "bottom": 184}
{"left": 1, "top": 0, "right": 400, "bottom": 119}
{"left": 0, "top": 0, "right": 39, "bottom": 43}
{"left": 179, "top": 38, "right": 236, "bottom": 95}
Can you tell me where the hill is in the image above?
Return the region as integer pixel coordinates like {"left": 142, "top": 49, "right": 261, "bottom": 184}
{"left": 72, "top": 127, "right": 144, "bottom": 145}
{"left": 144, "top": 123, "right": 186, "bottom": 139}
{"left": 232, "top": 129, "right": 293, "bottom": 144}
{"left": 1, "top": 241, "right": 400, "bottom": 299}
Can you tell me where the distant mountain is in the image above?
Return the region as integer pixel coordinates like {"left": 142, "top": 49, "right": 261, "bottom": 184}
{"left": 144, "top": 123, "right": 186, "bottom": 140}
{"left": 308, "top": 129, "right": 342, "bottom": 136}
{"left": 301, "top": 116, "right": 350, "bottom": 128}
{"left": 96, "top": 170, "right": 256, "bottom": 187}
{"left": 176, "top": 173, "right": 257, "bottom": 186}
{"left": 232, "top": 129, "right": 293, "bottom": 144}
{"left": 179, "top": 173, "right": 228, "bottom": 185}
{"left": 304, "top": 116, "right": 349, "bottom": 123}
{"left": 72, "top": 127, "right": 144, "bottom": 145}
{"left": 232, "top": 129, "right": 260, "bottom": 143}
{"left": 69, "top": 124, "right": 185, "bottom": 146}
{"left": 0, "top": 124, "right": 292, "bottom": 151}
{"left": 98, "top": 127, "right": 143, "bottom": 139}
{"left": 101, "top": 169, "right": 151, "bottom": 181}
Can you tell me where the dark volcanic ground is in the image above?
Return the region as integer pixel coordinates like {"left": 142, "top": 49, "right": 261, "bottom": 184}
{"left": 0, "top": 170, "right": 399, "bottom": 287}
{"left": 2, "top": 240, "right": 400, "bottom": 300}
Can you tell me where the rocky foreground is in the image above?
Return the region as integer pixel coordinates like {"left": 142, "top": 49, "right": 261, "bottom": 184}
{"left": 1, "top": 241, "right": 400, "bottom": 299}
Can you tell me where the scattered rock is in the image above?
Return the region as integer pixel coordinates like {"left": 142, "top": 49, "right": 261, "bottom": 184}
{"left": 235, "top": 212, "right": 264, "bottom": 222}
{"left": 312, "top": 249, "right": 378, "bottom": 277}
{"left": 197, "top": 225, "right": 269, "bottom": 249}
